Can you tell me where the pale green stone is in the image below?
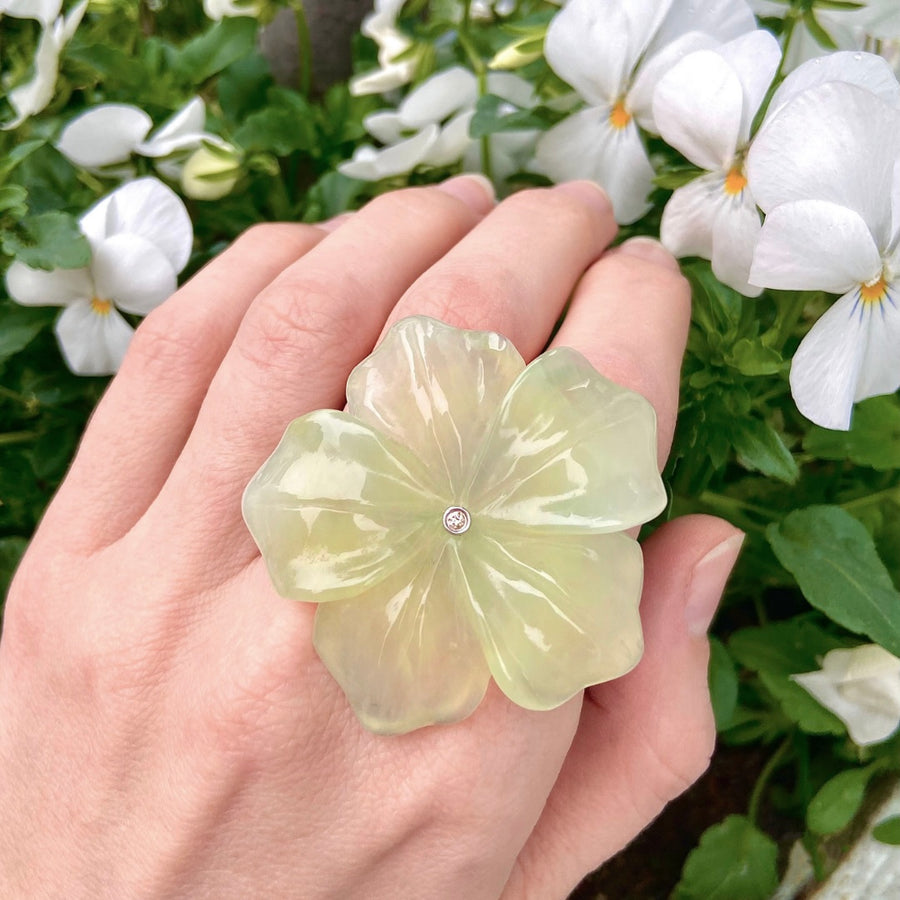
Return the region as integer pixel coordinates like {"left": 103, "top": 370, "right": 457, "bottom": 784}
{"left": 243, "top": 316, "right": 666, "bottom": 735}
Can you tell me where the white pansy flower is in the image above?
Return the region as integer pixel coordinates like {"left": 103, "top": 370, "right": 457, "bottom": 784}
{"left": 3, "top": 0, "right": 86, "bottom": 130}
{"left": 341, "top": 67, "right": 536, "bottom": 182}
{"left": 5, "top": 178, "right": 192, "bottom": 376}
{"left": 471, "top": 0, "right": 516, "bottom": 18}
{"left": 535, "top": 0, "right": 757, "bottom": 223}
{"left": 351, "top": 0, "right": 417, "bottom": 96}
{"left": 203, "top": 0, "right": 261, "bottom": 19}
{"left": 793, "top": 645, "right": 900, "bottom": 746}
{"left": 57, "top": 97, "right": 225, "bottom": 181}
{"left": 0, "top": 0, "right": 61, "bottom": 25}
{"left": 747, "top": 79, "right": 900, "bottom": 430}
{"left": 654, "top": 30, "right": 780, "bottom": 296}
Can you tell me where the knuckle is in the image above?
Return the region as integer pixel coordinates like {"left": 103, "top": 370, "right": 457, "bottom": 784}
{"left": 366, "top": 184, "right": 465, "bottom": 224}
{"left": 231, "top": 221, "right": 321, "bottom": 257}
{"left": 504, "top": 186, "right": 601, "bottom": 234}
{"left": 403, "top": 268, "right": 518, "bottom": 334}
{"left": 236, "top": 270, "right": 361, "bottom": 375}
{"left": 125, "top": 305, "right": 218, "bottom": 379}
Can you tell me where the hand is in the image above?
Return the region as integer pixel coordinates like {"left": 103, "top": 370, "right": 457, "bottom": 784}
{"left": 0, "top": 177, "right": 743, "bottom": 899}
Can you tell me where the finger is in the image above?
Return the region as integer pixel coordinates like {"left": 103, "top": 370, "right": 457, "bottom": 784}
{"left": 39, "top": 223, "right": 328, "bottom": 553}
{"left": 550, "top": 237, "right": 690, "bottom": 468}
{"left": 385, "top": 181, "right": 618, "bottom": 362}
{"left": 504, "top": 515, "right": 744, "bottom": 898}
{"left": 138, "top": 177, "right": 495, "bottom": 566}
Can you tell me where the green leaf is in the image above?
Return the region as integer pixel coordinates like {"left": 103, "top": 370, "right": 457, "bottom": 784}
{"left": 217, "top": 53, "right": 273, "bottom": 123}
{"left": 729, "top": 620, "right": 846, "bottom": 735}
{"left": 233, "top": 89, "right": 317, "bottom": 155}
{"left": 468, "top": 94, "right": 556, "bottom": 138}
{"left": 674, "top": 815, "right": 779, "bottom": 900}
{"left": 173, "top": 17, "right": 258, "bottom": 84}
{"left": 0, "top": 138, "right": 45, "bottom": 180}
{"left": 0, "top": 536, "right": 28, "bottom": 601}
{"left": 731, "top": 417, "right": 799, "bottom": 484}
{"left": 653, "top": 166, "right": 705, "bottom": 190}
{"left": 709, "top": 637, "right": 738, "bottom": 731}
{"left": 803, "top": 395, "right": 900, "bottom": 470}
{"left": 767, "top": 506, "right": 900, "bottom": 657}
{"left": 0, "top": 304, "right": 53, "bottom": 362}
{"left": 728, "top": 337, "right": 783, "bottom": 376}
{"left": 873, "top": 815, "right": 900, "bottom": 845}
{"left": 807, "top": 767, "right": 872, "bottom": 835}
{"left": 816, "top": 1, "right": 864, "bottom": 9}
{"left": 1, "top": 212, "right": 91, "bottom": 270}
{"left": 0, "top": 184, "right": 28, "bottom": 217}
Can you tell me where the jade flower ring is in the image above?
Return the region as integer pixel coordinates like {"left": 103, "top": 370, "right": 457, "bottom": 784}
{"left": 243, "top": 316, "right": 666, "bottom": 735}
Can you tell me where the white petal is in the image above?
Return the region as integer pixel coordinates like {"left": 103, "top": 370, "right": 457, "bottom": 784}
{"left": 54, "top": 300, "right": 134, "bottom": 376}
{"left": 710, "top": 190, "right": 762, "bottom": 297}
{"left": 714, "top": 29, "right": 782, "bottom": 138}
{"left": 789, "top": 289, "right": 868, "bottom": 430}
{"left": 422, "top": 111, "right": 473, "bottom": 167}
{"left": 768, "top": 50, "right": 900, "bottom": 117}
{"left": 748, "top": 83, "right": 900, "bottom": 244}
{"left": 486, "top": 71, "right": 536, "bottom": 108}
{"left": 649, "top": 0, "right": 757, "bottom": 53}
{"left": 653, "top": 49, "right": 744, "bottom": 170}
{"left": 91, "top": 234, "right": 178, "bottom": 316}
{"left": 350, "top": 61, "right": 416, "bottom": 96}
{"left": 56, "top": 104, "right": 151, "bottom": 169}
{"left": 139, "top": 97, "right": 206, "bottom": 157}
{"left": 338, "top": 125, "right": 439, "bottom": 180}
{"left": 660, "top": 173, "right": 721, "bottom": 259}
{"left": 4, "top": 22, "right": 62, "bottom": 127}
{"left": 5, "top": 261, "right": 92, "bottom": 307}
{"left": 535, "top": 107, "right": 654, "bottom": 224}
{"left": 398, "top": 67, "right": 477, "bottom": 128}
{"left": 853, "top": 282, "right": 900, "bottom": 402}
{"left": 545, "top": 0, "right": 669, "bottom": 105}
{"left": 749, "top": 200, "right": 882, "bottom": 293}
{"left": 59, "top": 0, "right": 86, "bottom": 42}
{"left": 629, "top": 31, "right": 721, "bottom": 129}
{"left": 0, "top": 0, "right": 61, "bottom": 25}
{"left": 79, "top": 177, "right": 193, "bottom": 273}
{"left": 363, "top": 111, "right": 406, "bottom": 145}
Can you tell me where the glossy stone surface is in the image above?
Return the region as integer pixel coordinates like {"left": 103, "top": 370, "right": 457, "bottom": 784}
{"left": 243, "top": 316, "right": 666, "bottom": 734}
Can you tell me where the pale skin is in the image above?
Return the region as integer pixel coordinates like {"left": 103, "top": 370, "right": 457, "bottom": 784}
{"left": 0, "top": 177, "right": 743, "bottom": 899}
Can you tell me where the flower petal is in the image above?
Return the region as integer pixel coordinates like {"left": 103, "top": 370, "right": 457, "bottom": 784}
{"left": 398, "top": 67, "right": 477, "bottom": 128}
{"left": 789, "top": 288, "right": 868, "bottom": 430}
{"left": 5, "top": 261, "right": 92, "bottom": 307}
{"left": 768, "top": 50, "right": 900, "bottom": 118}
{"left": 422, "top": 110, "right": 474, "bottom": 167}
{"left": 535, "top": 107, "right": 655, "bottom": 224}
{"left": 660, "top": 173, "right": 720, "bottom": 259}
{"left": 749, "top": 200, "right": 882, "bottom": 294}
{"left": 54, "top": 299, "right": 134, "bottom": 376}
{"left": 79, "top": 177, "right": 193, "bottom": 273}
{"left": 715, "top": 29, "right": 782, "bottom": 139}
{"left": 653, "top": 48, "right": 745, "bottom": 170}
{"left": 469, "top": 348, "right": 666, "bottom": 533}
{"left": 91, "top": 234, "right": 178, "bottom": 316}
{"left": 346, "top": 316, "right": 525, "bottom": 496}
{"left": 338, "top": 125, "right": 439, "bottom": 180}
{"left": 710, "top": 189, "right": 762, "bottom": 297}
{"left": 139, "top": 97, "right": 206, "bottom": 157}
{"left": 0, "top": 0, "right": 62, "bottom": 26}
{"left": 242, "top": 410, "right": 445, "bottom": 603}
{"left": 748, "top": 82, "right": 900, "bottom": 245}
{"left": 363, "top": 111, "right": 406, "bottom": 145}
{"left": 853, "top": 284, "right": 900, "bottom": 403}
{"left": 313, "top": 544, "right": 490, "bottom": 734}
{"left": 459, "top": 530, "right": 644, "bottom": 710}
{"left": 56, "top": 104, "right": 152, "bottom": 169}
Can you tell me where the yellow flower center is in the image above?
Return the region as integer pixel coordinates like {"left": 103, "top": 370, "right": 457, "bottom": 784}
{"left": 609, "top": 99, "right": 632, "bottom": 130}
{"left": 723, "top": 165, "right": 748, "bottom": 196}
{"left": 860, "top": 273, "right": 889, "bottom": 304}
{"left": 91, "top": 297, "right": 113, "bottom": 316}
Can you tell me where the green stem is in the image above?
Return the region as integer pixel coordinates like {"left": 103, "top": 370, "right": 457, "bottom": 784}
{"left": 458, "top": 5, "right": 494, "bottom": 182}
{"left": 0, "top": 430, "right": 38, "bottom": 446}
{"left": 771, "top": 291, "right": 809, "bottom": 352}
{"left": 842, "top": 485, "right": 900, "bottom": 512}
{"left": 699, "top": 491, "right": 781, "bottom": 523}
{"left": 291, "top": 0, "right": 313, "bottom": 97}
{"left": 748, "top": 736, "right": 792, "bottom": 826}
{"left": 0, "top": 384, "right": 30, "bottom": 405}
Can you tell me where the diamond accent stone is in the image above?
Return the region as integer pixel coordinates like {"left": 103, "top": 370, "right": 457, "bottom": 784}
{"left": 442, "top": 506, "right": 471, "bottom": 535}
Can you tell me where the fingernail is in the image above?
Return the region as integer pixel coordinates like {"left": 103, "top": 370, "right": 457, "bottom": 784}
{"left": 437, "top": 174, "right": 496, "bottom": 214}
{"left": 685, "top": 531, "right": 745, "bottom": 636}
{"left": 617, "top": 236, "right": 681, "bottom": 272}
{"left": 552, "top": 180, "right": 613, "bottom": 218}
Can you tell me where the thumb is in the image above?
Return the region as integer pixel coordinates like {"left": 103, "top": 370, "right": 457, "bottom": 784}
{"left": 504, "top": 514, "right": 744, "bottom": 899}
